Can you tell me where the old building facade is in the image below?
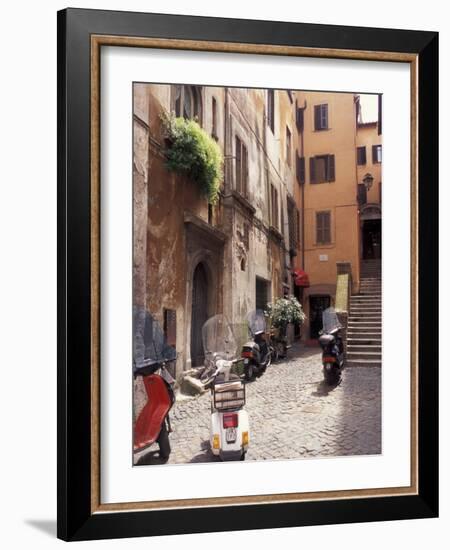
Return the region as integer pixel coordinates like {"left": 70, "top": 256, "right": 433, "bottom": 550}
{"left": 292, "top": 91, "right": 382, "bottom": 340}
{"left": 133, "top": 84, "right": 301, "bottom": 377}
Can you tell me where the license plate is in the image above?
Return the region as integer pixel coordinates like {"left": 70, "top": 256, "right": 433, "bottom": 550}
{"left": 226, "top": 427, "right": 237, "bottom": 443}
{"left": 244, "top": 358, "right": 249, "bottom": 365}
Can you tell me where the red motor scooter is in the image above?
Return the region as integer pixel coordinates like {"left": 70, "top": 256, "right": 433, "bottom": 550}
{"left": 133, "top": 309, "right": 176, "bottom": 459}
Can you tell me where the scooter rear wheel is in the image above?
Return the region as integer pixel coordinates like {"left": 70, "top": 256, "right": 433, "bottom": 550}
{"left": 244, "top": 363, "right": 254, "bottom": 381}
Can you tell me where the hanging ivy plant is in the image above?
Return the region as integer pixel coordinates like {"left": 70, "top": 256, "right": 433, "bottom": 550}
{"left": 265, "top": 296, "right": 306, "bottom": 329}
{"left": 161, "top": 113, "right": 223, "bottom": 204}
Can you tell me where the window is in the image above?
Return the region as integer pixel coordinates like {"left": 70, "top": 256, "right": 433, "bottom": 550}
{"left": 357, "top": 146, "right": 367, "bottom": 165}
{"left": 372, "top": 144, "right": 382, "bottom": 163}
{"left": 211, "top": 97, "right": 218, "bottom": 140}
{"left": 173, "top": 85, "right": 202, "bottom": 122}
{"left": 256, "top": 277, "right": 270, "bottom": 311}
{"left": 310, "top": 154, "right": 335, "bottom": 183}
{"left": 316, "top": 211, "right": 331, "bottom": 244}
{"left": 296, "top": 155, "right": 305, "bottom": 184}
{"left": 267, "top": 89, "right": 275, "bottom": 133}
{"left": 270, "top": 184, "right": 279, "bottom": 230}
{"left": 286, "top": 126, "right": 292, "bottom": 167}
{"left": 314, "top": 104, "right": 329, "bottom": 131}
{"left": 235, "top": 136, "right": 248, "bottom": 197}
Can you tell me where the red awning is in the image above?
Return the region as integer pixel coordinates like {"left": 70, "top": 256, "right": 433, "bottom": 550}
{"left": 292, "top": 269, "right": 310, "bottom": 287}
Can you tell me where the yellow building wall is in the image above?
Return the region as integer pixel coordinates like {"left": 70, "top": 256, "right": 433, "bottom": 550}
{"left": 298, "top": 91, "right": 361, "bottom": 290}
{"left": 356, "top": 123, "right": 382, "bottom": 205}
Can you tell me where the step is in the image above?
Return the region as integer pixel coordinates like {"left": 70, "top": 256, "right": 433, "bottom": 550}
{"left": 347, "top": 338, "right": 382, "bottom": 345}
{"left": 346, "top": 359, "right": 382, "bottom": 368}
{"left": 347, "top": 351, "right": 382, "bottom": 360}
{"left": 348, "top": 329, "right": 382, "bottom": 336}
{"left": 348, "top": 311, "right": 381, "bottom": 324}
{"left": 350, "top": 306, "right": 382, "bottom": 312}
{"left": 347, "top": 344, "right": 381, "bottom": 351}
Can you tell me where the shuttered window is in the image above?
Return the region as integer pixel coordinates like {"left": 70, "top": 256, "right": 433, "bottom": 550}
{"left": 310, "top": 154, "right": 335, "bottom": 183}
{"left": 316, "top": 211, "right": 331, "bottom": 244}
{"left": 314, "top": 104, "right": 328, "bottom": 130}
{"left": 297, "top": 155, "right": 305, "bottom": 184}
{"left": 357, "top": 146, "right": 367, "bottom": 165}
{"left": 235, "top": 136, "right": 248, "bottom": 197}
{"left": 372, "top": 144, "right": 382, "bottom": 163}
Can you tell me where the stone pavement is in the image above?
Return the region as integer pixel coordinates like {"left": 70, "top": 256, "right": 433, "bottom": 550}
{"left": 134, "top": 346, "right": 381, "bottom": 465}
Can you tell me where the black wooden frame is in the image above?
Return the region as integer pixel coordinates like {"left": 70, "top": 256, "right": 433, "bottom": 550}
{"left": 57, "top": 8, "right": 438, "bottom": 541}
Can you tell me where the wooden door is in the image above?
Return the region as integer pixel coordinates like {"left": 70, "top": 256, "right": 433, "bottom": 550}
{"left": 191, "top": 263, "right": 208, "bottom": 367}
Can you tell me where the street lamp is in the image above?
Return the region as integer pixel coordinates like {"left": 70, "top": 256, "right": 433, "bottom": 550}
{"left": 362, "top": 172, "right": 374, "bottom": 192}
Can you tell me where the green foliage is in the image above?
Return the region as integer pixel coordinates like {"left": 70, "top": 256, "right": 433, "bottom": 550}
{"left": 265, "top": 295, "right": 306, "bottom": 329}
{"left": 161, "top": 113, "right": 223, "bottom": 204}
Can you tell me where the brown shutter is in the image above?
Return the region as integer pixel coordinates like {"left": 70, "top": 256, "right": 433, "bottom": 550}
{"left": 372, "top": 145, "right": 377, "bottom": 163}
{"left": 314, "top": 105, "right": 321, "bottom": 130}
{"left": 328, "top": 155, "right": 335, "bottom": 182}
{"left": 310, "top": 157, "right": 316, "bottom": 184}
{"left": 297, "top": 155, "right": 305, "bottom": 184}
{"left": 324, "top": 212, "right": 331, "bottom": 243}
{"left": 316, "top": 212, "right": 323, "bottom": 243}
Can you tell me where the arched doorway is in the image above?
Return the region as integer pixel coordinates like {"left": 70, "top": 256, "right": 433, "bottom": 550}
{"left": 191, "top": 263, "right": 209, "bottom": 367}
{"left": 361, "top": 205, "right": 382, "bottom": 260}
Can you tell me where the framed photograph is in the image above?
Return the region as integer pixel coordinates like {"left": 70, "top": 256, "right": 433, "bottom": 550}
{"left": 57, "top": 8, "right": 438, "bottom": 541}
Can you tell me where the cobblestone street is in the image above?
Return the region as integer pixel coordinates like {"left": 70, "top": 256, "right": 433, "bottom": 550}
{"left": 134, "top": 346, "right": 381, "bottom": 466}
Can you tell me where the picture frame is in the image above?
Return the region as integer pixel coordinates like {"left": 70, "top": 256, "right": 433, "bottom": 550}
{"left": 57, "top": 7, "right": 438, "bottom": 541}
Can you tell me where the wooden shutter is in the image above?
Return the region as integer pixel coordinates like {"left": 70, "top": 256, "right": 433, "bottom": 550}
{"left": 327, "top": 155, "right": 335, "bottom": 182}
{"left": 296, "top": 107, "right": 304, "bottom": 131}
{"left": 314, "top": 105, "right": 321, "bottom": 130}
{"left": 310, "top": 157, "right": 316, "bottom": 184}
{"left": 321, "top": 104, "right": 328, "bottom": 129}
{"left": 317, "top": 212, "right": 331, "bottom": 244}
{"left": 323, "top": 213, "right": 331, "bottom": 243}
{"left": 357, "top": 146, "right": 366, "bottom": 165}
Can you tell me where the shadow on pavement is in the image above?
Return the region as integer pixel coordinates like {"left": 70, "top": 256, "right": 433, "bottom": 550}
{"left": 312, "top": 378, "right": 342, "bottom": 397}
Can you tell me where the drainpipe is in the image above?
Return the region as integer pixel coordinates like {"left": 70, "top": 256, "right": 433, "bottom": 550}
{"left": 297, "top": 100, "right": 307, "bottom": 271}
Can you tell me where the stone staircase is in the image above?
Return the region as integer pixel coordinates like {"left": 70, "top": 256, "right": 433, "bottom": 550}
{"left": 346, "top": 259, "right": 382, "bottom": 367}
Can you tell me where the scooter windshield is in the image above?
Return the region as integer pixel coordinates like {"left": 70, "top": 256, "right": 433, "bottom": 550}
{"left": 133, "top": 307, "right": 176, "bottom": 370}
{"left": 202, "top": 314, "right": 237, "bottom": 361}
{"left": 247, "top": 309, "right": 267, "bottom": 337}
{"left": 322, "top": 307, "right": 342, "bottom": 334}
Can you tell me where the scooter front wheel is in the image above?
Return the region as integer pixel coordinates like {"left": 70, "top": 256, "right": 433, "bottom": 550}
{"left": 157, "top": 421, "right": 171, "bottom": 459}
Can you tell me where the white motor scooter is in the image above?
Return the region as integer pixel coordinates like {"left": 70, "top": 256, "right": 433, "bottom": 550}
{"left": 202, "top": 315, "right": 250, "bottom": 461}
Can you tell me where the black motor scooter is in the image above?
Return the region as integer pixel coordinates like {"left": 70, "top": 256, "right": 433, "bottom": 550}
{"left": 241, "top": 310, "right": 272, "bottom": 381}
{"left": 318, "top": 307, "right": 345, "bottom": 385}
